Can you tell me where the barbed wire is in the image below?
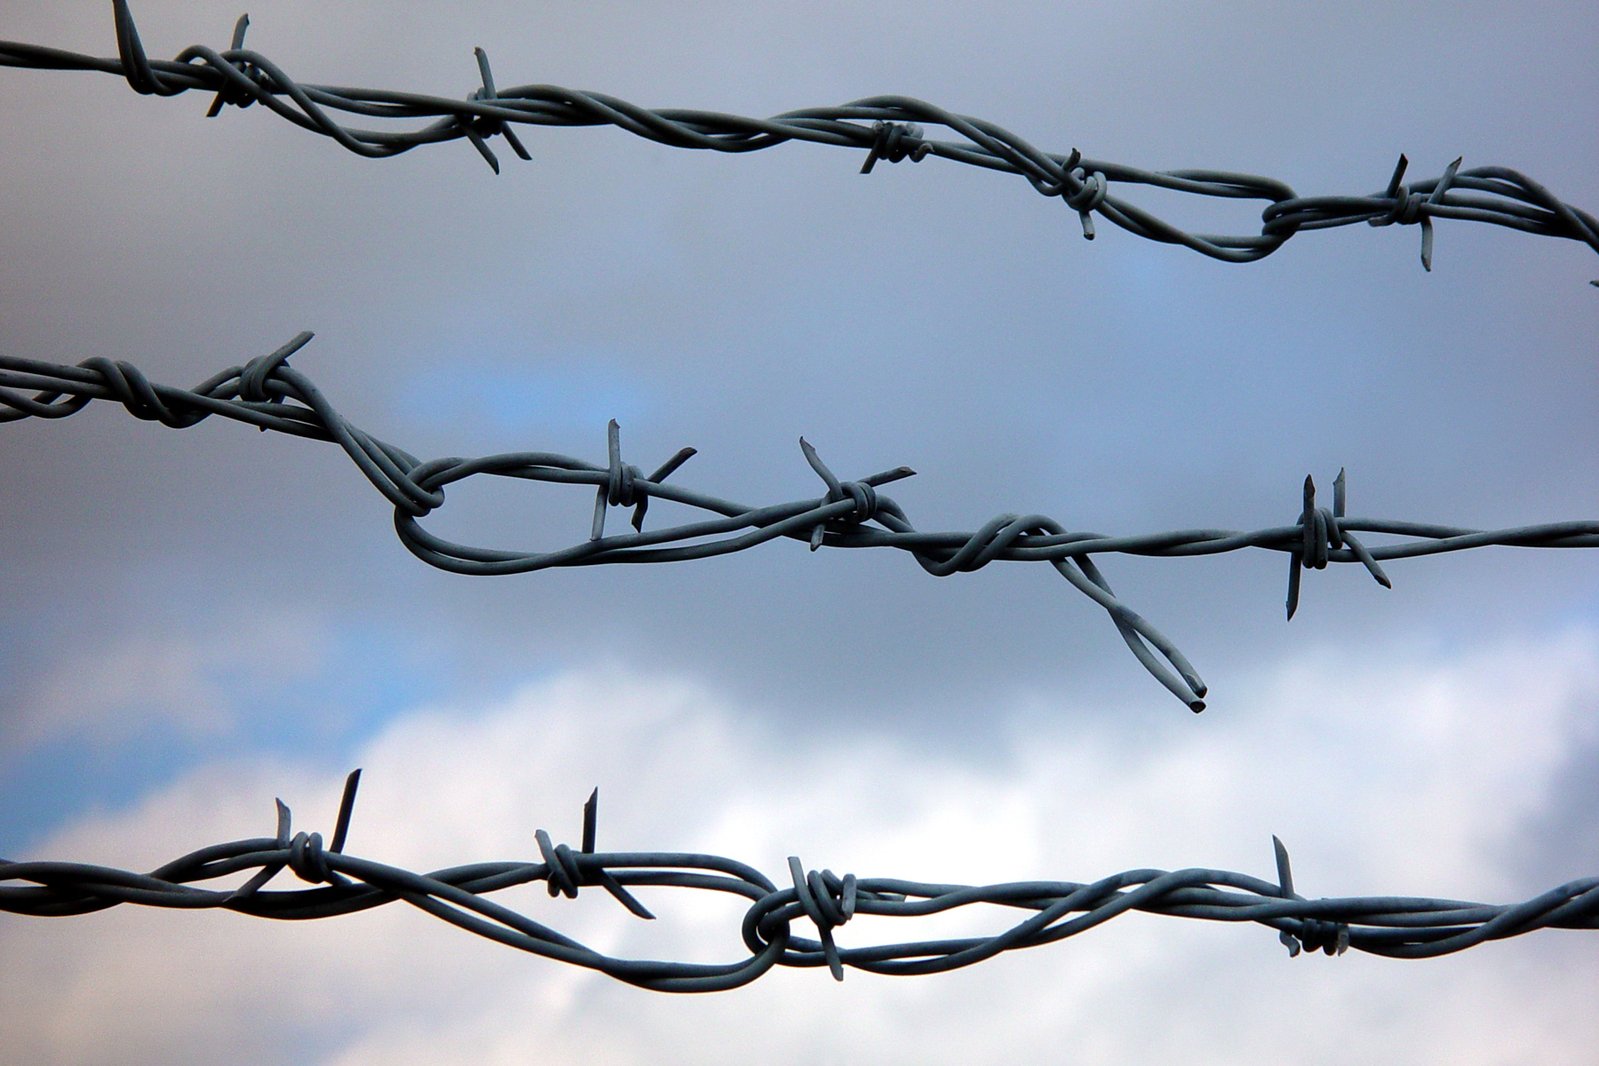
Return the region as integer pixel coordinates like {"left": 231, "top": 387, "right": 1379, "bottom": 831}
{"left": 1, "top": 2, "right": 1595, "bottom": 276}
{"left": 4, "top": 340, "right": 1597, "bottom": 712}
{"left": 4, "top": 770, "right": 1595, "bottom": 991}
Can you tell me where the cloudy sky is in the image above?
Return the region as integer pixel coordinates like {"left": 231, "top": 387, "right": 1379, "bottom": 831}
{"left": 2, "top": 1, "right": 1596, "bottom": 1062}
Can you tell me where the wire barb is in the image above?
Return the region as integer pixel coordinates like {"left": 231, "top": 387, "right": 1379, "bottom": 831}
{"left": 3, "top": 774, "right": 1592, "bottom": 990}
{"left": 227, "top": 769, "right": 362, "bottom": 900}
{"left": 3, "top": 349, "right": 1595, "bottom": 709}
{"left": 1286, "top": 470, "right": 1391, "bottom": 621}
{"left": 859, "top": 120, "right": 929, "bottom": 174}
{"left": 461, "top": 46, "right": 532, "bottom": 173}
{"left": 203, "top": 13, "right": 255, "bottom": 117}
{"left": 1365, "top": 154, "right": 1466, "bottom": 271}
{"left": 1272, "top": 835, "right": 1350, "bottom": 957}
{"left": 3, "top": 8, "right": 1595, "bottom": 274}
{"left": 1062, "top": 166, "right": 1109, "bottom": 239}
{"left": 542, "top": 789, "right": 654, "bottom": 919}
{"left": 788, "top": 857, "right": 857, "bottom": 980}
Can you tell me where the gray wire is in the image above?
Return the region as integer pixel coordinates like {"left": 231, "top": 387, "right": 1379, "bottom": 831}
{"left": 3, "top": 772, "right": 1594, "bottom": 991}
{"left": 0, "top": 2, "right": 1594, "bottom": 275}
{"left": 4, "top": 341, "right": 1597, "bottom": 711}
{"left": 4, "top": 5, "right": 1595, "bottom": 995}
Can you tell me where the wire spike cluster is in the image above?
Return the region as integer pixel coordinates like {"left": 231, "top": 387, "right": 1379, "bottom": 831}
{"left": 5, "top": 345, "right": 1598, "bottom": 709}
{"left": 4, "top": 773, "right": 1594, "bottom": 990}
{"left": 590, "top": 420, "right": 697, "bottom": 541}
{"left": 3, "top": 5, "right": 1597, "bottom": 999}
{"left": 229, "top": 769, "right": 363, "bottom": 899}
{"left": 1286, "top": 469, "right": 1390, "bottom": 621}
{"left": 202, "top": 13, "right": 254, "bottom": 117}
{"left": 1366, "top": 154, "right": 1465, "bottom": 272}
{"left": 534, "top": 788, "right": 653, "bottom": 919}
{"left": 461, "top": 46, "right": 533, "bottom": 173}
{"left": 2, "top": 3, "right": 1596, "bottom": 277}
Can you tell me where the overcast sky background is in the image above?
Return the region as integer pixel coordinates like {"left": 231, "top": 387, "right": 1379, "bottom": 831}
{"left": 2, "top": 2, "right": 1597, "bottom": 1063}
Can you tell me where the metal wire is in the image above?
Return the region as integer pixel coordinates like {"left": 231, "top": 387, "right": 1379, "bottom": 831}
{"left": 4, "top": 5, "right": 1596, "bottom": 998}
{"left": 4, "top": 340, "right": 1597, "bottom": 711}
{"left": 4, "top": 771, "right": 1594, "bottom": 991}
{"left": 1, "top": 2, "right": 1595, "bottom": 275}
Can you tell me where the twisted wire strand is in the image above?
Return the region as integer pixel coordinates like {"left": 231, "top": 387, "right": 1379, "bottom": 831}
{"left": 4, "top": 771, "right": 1595, "bottom": 991}
{"left": 5, "top": 340, "right": 1598, "bottom": 711}
{"left": 1, "top": 3, "right": 1595, "bottom": 275}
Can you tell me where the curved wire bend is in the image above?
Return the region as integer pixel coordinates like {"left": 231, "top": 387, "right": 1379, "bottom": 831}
{"left": 5, "top": 341, "right": 1599, "bottom": 710}
{"left": 3, "top": 774, "right": 1596, "bottom": 991}
{"left": 0, "top": 3, "right": 1593, "bottom": 273}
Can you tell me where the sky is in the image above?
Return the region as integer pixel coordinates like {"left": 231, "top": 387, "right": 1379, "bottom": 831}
{"left": 1, "top": 1, "right": 1597, "bottom": 1063}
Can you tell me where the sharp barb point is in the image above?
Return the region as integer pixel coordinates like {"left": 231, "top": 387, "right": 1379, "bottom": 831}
{"left": 2, "top": 23, "right": 1598, "bottom": 980}
{"left": 330, "top": 769, "right": 361, "bottom": 853}
{"left": 582, "top": 789, "right": 598, "bottom": 854}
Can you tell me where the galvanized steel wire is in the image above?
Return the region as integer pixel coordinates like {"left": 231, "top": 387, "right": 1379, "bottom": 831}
{"left": 4, "top": 4, "right": 1598, "bottom": 993}
{"left": 4, "top": 772, "right": 1595, "bottom": 990}
{"left": 1, "top": 2, "right": 1596, "bottom": 274}
{"left": 4, "top": 340, "right": 1598, "bottom": 711}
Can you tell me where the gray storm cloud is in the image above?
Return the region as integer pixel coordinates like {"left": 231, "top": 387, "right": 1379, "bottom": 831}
{"left": 2, "top": 1, "right": 1596, "bottom": 1063}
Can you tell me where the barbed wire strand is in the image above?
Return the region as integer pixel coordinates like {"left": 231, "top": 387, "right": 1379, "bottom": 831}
{"left": 0, "top": 2, "right": 1595, "bottom": 278}
{"left": 4, "top": 771, "right": 1595, "bottom": 991}
{"left": 4, "top": 342, "right": 1598, "bottom": 712}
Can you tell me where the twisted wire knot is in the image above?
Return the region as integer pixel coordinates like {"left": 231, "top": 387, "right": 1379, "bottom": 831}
{"left": 1370, "top": 154, "right": 1463, "bottom": 270}
{"left": 227, "top": 775, "right": 361, "bottom": 901}
{"left": 203, "top": 15, "right": 267, "bottom": 117}
{"left": 286, "top": 830, "right": 334, "bottom": 884}
{"left": 237, "top": 338, "right": 301, "bottom": 404}
{"left": 535, "top": 828, "right": 585, "bottom": 900}
{"left": 80, "top": 356, "right": 201, "bottom": 427}
{"left": 204, "top": 55, "right": 269, "bottom": 114}
{"left": 588, "top": 421, "right": 696, "bottom": 539}
{"left": 1285, "top": 470, "right": 1391, "bottom": 620}
{"left": 1272, "top": 834, "right": 1350, "bottom": 958}
{"left": 1297, "top": 482, "right": 1341, "bottom": 572}
{"left": 591, "top": 419, "right": 645, "bottom": 540}
{"left": 860, "top": 120, "right": 929, "bottom": 174}
{"left": 835, "top": 480, "right": 879, "bottom": 524}
{"left": 1386, "top": 189, "right": 1426, "bottom": 226}
{"left": 1063, "top": 166, "right": 1108, "bottom": 239}
{"left": 531, "top": 791, "right": 656, "bottom": 919}
{"left": 799, "top": 438, "right": 895, "bottom": 551}
{"left": 787, "top": 857, "right": 857, "bottom": 981}
{"left": 606, "top": 458, "right": 642, "bottom": 509}
{"left": 916, "top": 512, "right": 1051, "bottom": 575}
{"left": 1064, "top": 166, "right": 1108, "bottom": 212}
{"left": 1291, "top": 918, "right": 1352, "bottom": 957}
{"left": 460, "top": 47, "right": 531, "bottom": 173}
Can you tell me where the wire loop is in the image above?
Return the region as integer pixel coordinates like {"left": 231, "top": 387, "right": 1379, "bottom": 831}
{"left": 4, "top": 349, "right": 1594, "bottom": 709}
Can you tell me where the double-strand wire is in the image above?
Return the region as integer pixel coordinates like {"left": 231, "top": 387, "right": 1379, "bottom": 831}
{"left": 5, "top": 340, "right": 1599, "bottom": 711}
{"left": 0, "top": 2, "right": 1594, "bottom": 275}
{"left": 4, "top": 771, "right": 1595, "bottom": 991}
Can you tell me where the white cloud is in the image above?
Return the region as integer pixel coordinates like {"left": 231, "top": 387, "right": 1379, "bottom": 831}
{"left": 1, "top": 611, "right": 328, "bottom": 754}
{"left": 3, "top": 631, "right": 1597, "bottom": 1065}
{"left": 4, "top": 635, "right": 231, "bottom": 751}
